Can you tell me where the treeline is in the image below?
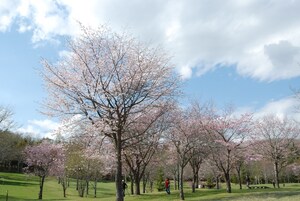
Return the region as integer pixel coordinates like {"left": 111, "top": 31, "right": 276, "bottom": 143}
{"left": 2, "top": 108, "right": 300, "bottom": 200}
{"left": 0, "top": 130, "right": 34, "bottom": 172}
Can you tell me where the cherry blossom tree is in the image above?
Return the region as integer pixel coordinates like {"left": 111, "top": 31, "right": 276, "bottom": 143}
{"left": 233, "top": 149, "right": 247, "bottom": 189}
{"left": 188, "top": 147, "right": 206, "bottom": 192}
{"left": 23, "top": 141, "right": 65, "bottom": 200}
{"left": 165, "top": 153, "right": 179, "bottom": 191}
{"left": 203, "top": 106, "right": 253, "bottom": 193}
{"left": 167, "top": 106, "right": 203, "bottom": 200}
{"left": 123, "top": 135, "right": 159, "bottom": 195}
{"left": 59, "top": 119, "right": 109, "bottom": 197}
{"left": 253, "top": 114, "right": 300, "bottom": 188}
{"left": 201, "top": 160, "right": 222, "bottom": 189}
{"left": 186, "top": 101, "right": 211, "bottom": 192}
{"left": 123, "top": 107, "right": 168, "bottom": 195}
{"left": 41, "top": 25, "right": 180, "bottom": 201}
{"left": 83, "top": 137, "right": 114, "bottom": 198}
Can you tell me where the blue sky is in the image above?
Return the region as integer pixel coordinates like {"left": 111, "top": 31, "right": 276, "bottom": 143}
{"left": 1, "top": 0, "right": 300, "bottom": 138}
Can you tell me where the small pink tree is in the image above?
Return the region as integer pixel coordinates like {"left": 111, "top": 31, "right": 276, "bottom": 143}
{"left": 23, "top": 140, "right": 65, "bottom": 200}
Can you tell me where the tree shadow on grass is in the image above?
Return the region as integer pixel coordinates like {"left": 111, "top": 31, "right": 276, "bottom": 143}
{"left": 0, "top": 196, "right": 66, "bottom": 201}
{"left": 122, "top": 189, "right": 228, "bottom": 201}
{"left": 229, "top": 191, "right": 300, "bottom": 200}
{"left": 124, "top": 193, "right": 177, "bottom": 200}
{"left": 197, "top": 190, "right": 300, "bottom": 201}
{"left": 0, "top": 180, "right": 38, "bottom": 186}
{"left": 0, "top": 174, "right": 38, "bottom": 182}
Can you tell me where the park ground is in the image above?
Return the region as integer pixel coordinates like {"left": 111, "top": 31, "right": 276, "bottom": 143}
{"left": 0, "top": 172, "right": 300, "bottom": 201}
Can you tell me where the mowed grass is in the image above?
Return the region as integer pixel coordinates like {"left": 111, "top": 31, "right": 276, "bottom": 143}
{"left": 1, "top": 172, "right": 300, "bottom": 201}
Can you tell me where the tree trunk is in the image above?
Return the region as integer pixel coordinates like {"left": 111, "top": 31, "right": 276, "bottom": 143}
{"left": 62, "top": 177, "right": 67, "bottom": 198}
{"left": 78, "top": 179, "right": 85, "bottom": 197}
{"left": 134, "top": 174, "right": 141, "bottom": 195}
{"left": 115, "top": 132, "right": 124, "bottom": 201}
{"left": 130, "top": 177, "right": 134, "bottom": 195}
{"left": 192, "top": 173, "right": 196, "bottom": 193}
{"left": 196, "top": 173, "right": 199, "bottom": 189}
{"left": 63, "top": 185, "right": 66, "bottom": 198}
{"left": 17, "top": 160, "right": 21, "bottom": 173}
{"left": 150, "top": 180, "right": 153, "bottom": 192}
{"left": 94, "top": 180, "right": 97, "bottom": 198}
{"left": 129, "top": 173, "right": 134, "bottom": 195}
{"left": 38, "top": 175, "right": 45, "bottom": 200}
{"left": 274, "top": 161, "right": 280, "bottom": 188}
{"left": 86, "top": 180, "right": 89, "bottom": 196}
{"left": 177, "top": 165, "right": 180, "bottom": 192}
{"left": 142, "top": 180, "right": 146, "bottom": 194}
{"left": 8, "top": 161, "right": 11, "bottom": 172}
{"left": 236, "top": 168, "right": 242, "bottom": 190}
{"left": 264, "top": 172, "right": 268, "bottom": 184}
{"left": 179, "top": 166, "right": 185, "bottom": 200}
{"left": 76, "top": 177, "right": 79, "bottom": 191}
{"left": 191, "top": 165, "right": 199, "bottom": 192}
{"left": 216, "top": 175, "right": 220, "bottom": 189}
{"left": 224, "top": 172, "right": 232, "bottom": 193}
{"left": 142, "top": 174, "right": 147, "bottom": 193}
{"left": 173, "top": 173, "right": 177, "bottom": 190}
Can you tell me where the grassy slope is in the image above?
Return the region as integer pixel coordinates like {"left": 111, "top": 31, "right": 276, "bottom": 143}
{"left": 0, "top": 172, "right": 300, "bottom": 201}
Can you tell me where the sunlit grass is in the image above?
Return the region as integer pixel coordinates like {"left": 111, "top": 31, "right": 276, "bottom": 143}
{"left": 1, "top": 172, "right": 300, "bottom": 200}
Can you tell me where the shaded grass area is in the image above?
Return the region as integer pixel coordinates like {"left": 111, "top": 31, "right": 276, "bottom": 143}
{"left": 1, "top": 172, "right": 300, "bottom": 200}
{"left": 0, "top": 173, "right": 43, "bottom": 201}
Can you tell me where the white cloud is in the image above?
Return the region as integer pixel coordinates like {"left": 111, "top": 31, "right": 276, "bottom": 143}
{"left": 237, "top": 96, "right": 300, "bottom": 121}
{"left": 255, "top": 97, "right": 300, "bottom": 120}
{"left": 17, "top": 119, "right": 59, "bottom": 139}
{"left": 28, "top": 119, "right": 59, "bottom": 130}
{"left": 17, "top": 125, "right": 41, "bottom": 139}
{"left": 58, "top": 50, "right": 72, "bottom": 59}
{"left": 0, "top": 0, "right": 19, "bottom": 31}
{"left": 1, "top": 0, "right": 300, "bottom": 81}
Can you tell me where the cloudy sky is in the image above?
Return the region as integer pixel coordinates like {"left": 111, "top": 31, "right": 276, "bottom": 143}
{"left": 1, "top": 0, "right": 300, "bottom": 138}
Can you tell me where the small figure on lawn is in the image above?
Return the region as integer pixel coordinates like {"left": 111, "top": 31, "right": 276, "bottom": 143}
{"left": 246, "top": 175, "right": 250, "bottom": 188}
{"left": 122, "top": 180, "right": 128, "bottom": 197}
{"left": 165, "top": 178, "right": 170, "bottom": 194}
{"left": 272, "top": 180, "right": 275, "bottom": 188}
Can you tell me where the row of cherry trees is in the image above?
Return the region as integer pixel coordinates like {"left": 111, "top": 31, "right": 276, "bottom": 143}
{"left": 23, "top": 100, "right": 300, "bottom": 200}
{"left": 24, "top": 24, "right": 300, "bottom": 201}
{"left": 163, "top": 102, "right": 253, "bottom": 199}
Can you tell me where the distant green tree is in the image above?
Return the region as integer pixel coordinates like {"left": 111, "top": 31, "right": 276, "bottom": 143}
{"left": 155, "top": 168, "right": 165, "bottom": 191}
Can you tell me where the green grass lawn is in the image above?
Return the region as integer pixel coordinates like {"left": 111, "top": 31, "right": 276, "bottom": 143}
{"left": 1, "top": 172, "right": 300, "bottom": 201}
